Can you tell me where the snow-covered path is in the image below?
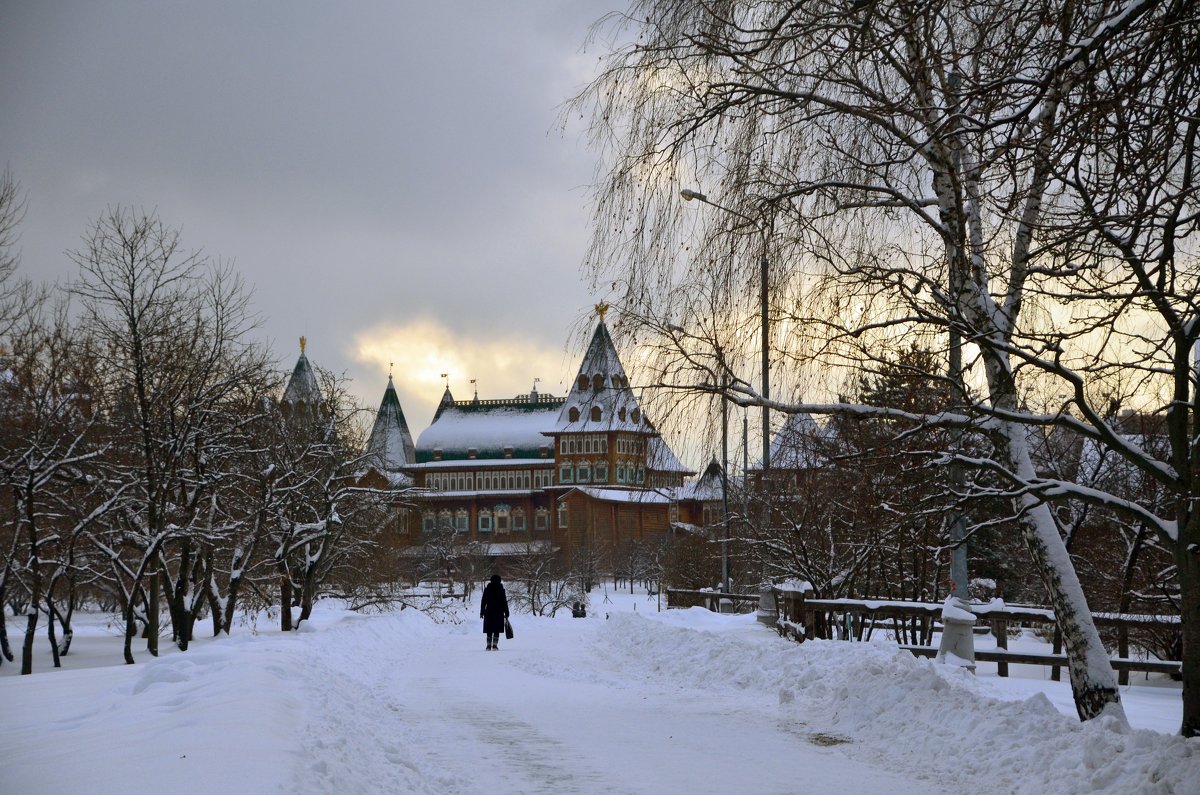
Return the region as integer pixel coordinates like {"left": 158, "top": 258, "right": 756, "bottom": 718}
{"left": 5, "top": 594, "right": 1199, "bottom": 794}
{"left": 286, "top": 606, "right": 932, "bottom": 794}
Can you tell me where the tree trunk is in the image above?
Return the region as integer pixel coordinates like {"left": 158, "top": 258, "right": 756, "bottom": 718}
{"left": 169, "top": 543, "right": 194, "bottom": 651}
{"left": 987, "top": 359, "right": 1123, "bottom": 721}
{"left": 279, "top": 566, "right": 293, "bottom": 632}
{"left": 122, "top": 599, "right": 136, "bottom": 665}
{"left": 1012, "top": 460, "right": 1123, "bottom": 721}
{"left": 44, "top": 593, "right": 61, "bottom": 668}
{"left": 0, "top": 606, "right": 12, "bottom": 665}
{"left": 1177, "top": 535, "right": 1200, "bottom": 737}
{"left": 20, "top": 611, "right": 36, "bottom": 675}
{"left": 147, "top": 571, "right": 159, "bottom": 657}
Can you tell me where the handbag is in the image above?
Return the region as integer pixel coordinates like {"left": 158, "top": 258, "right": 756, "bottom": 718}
{"left": 504, "top": 618, "right": 513, "bottom": 640}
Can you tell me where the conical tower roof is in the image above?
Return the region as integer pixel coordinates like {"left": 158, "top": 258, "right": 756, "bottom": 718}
{"left": 432, "top": 384, "right": 455, "bottom": 422}
{"left": 280, "top": 336, "right": 322, "bottom": 417}
{"left": 553, "top": 314, "right": 652, "bottom": 435}
{"left": 677, "top": 456, "right": 725, "bottom": 501}
{"left": 366, "top": 375, "right": 415, "bottom": 471}
{"left": 766, "top": 411, "right": 832, "bottom": 470}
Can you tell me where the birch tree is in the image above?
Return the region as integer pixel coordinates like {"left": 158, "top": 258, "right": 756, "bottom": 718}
{"left": 572, "top": 0, "right": 1197, "bottom": 725}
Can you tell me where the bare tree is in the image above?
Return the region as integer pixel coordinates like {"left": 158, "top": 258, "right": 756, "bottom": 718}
{"left": 70, "top": 207, "right": 272, "bottom": 660}
{"left": 0, "top": 299, "right": 117, "bottom": 673}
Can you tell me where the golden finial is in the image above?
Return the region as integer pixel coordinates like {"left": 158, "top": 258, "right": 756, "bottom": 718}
{"left": 299, "top": 336, "right": 307, "bottom": 354}
{"left": 595, "top": 301, "right": 609, "bottom": 320}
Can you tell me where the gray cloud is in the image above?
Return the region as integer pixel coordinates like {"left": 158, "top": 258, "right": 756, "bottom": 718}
{"left": 1, "top": 1, "right": 614, "bottom": 431}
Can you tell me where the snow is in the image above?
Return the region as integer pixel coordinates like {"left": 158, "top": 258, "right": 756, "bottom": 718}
{"left": 3, "top": 592, "right": 1198, "bottom": 794}
{"left": 416, "top": 404, "right": 561, "bottom": 455}
{"left": 572, "top": 486, "right": 673, "bottom": 504}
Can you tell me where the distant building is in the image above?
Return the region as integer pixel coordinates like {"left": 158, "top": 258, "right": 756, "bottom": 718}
{"left": 363, "top": 311, "right": 695, "bottom": 568}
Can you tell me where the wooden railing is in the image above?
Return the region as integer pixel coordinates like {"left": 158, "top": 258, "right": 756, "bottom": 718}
{"left": 665, "top": 589, "right": 762, "bottom": 613}
{"left": 770, "top": 587, "right": 1181, "bottom": 678}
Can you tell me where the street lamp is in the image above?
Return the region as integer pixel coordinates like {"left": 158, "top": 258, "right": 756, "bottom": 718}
{"left": 682, "top": 188, "right": 774, "bottom": 620}
{"left": 680, "top": 189, "right": 771, "bottom": 477}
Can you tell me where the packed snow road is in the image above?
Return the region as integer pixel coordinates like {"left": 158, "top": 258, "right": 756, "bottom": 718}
{"left": 285, "top": 604, "right": 932, "bottom": 794}
{"left": 4, "top": 593, "right": 1199, "bottom": 794}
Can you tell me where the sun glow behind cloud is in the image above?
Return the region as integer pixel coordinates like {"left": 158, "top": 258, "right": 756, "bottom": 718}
{"left": 353, "top": 320, "right": 574, "bottom": 436}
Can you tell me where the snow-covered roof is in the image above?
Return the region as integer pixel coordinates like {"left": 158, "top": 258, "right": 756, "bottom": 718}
{"left": 405, "top": 458, "right": 555, "bottom": 471}
{"left": 418, "top": 489, "right": 538, "bottom": 499}
{"left": 357, "top": 468, "right": 414, "bottom": 489}
{"left": 647, "top": 436, "right": 693, "bottom": 474}
{"left": 675, "top": 458, "right": 725, "bottom": 502}
{"left": 760, "top": 412, "right": 832, "bottom": 471}
{"left": 565, "top": 487, "right": 673, "bottom": 505}
{"left": 415, "top": 397, "right": 563, "bottom": 462}
{"left": 552, "top": 320, "right": 652, "bottom": 435}
{"left": 365, "top": 376, "right": 415, "bottom": 471}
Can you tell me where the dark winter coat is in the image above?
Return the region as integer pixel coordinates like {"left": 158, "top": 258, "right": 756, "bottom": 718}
{"left": 480, "top": 579, "right": 509, "bottom": 635}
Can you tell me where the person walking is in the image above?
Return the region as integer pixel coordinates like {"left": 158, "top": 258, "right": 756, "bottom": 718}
{"left": 480, "top": 574, "right": 509, "bottom": 650}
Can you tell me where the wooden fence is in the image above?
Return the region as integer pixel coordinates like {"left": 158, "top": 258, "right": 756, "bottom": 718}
{"left": 665, "top": 589, "right": 762, "bottom": 613}
{"left": 769, "top": 588, "right": 1181, "bottom": 679}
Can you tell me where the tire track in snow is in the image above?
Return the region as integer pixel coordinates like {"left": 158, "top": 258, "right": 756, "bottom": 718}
{"left": 407, "top": 673, "right": 614, "bottom": 794}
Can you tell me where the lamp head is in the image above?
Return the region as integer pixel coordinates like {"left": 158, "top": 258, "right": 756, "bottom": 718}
{"left": 680, "top": 188, "right": 707, "bottom": 202}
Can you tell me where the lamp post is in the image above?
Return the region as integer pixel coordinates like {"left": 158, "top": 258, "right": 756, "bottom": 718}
{"left": 682, "top": 188, "right": 774, "bottom": 621}
{"left": 720, "top": 374, "right": 731, "bottom": 595}
{"left": 680, "top": 189, "right": 771, "bottom": 477}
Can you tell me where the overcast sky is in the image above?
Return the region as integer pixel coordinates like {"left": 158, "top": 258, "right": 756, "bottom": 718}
{"left": 1, "top": 1, "right": 628, "bottom": 438}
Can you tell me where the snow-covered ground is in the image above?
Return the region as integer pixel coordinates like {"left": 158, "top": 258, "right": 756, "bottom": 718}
{"left": 3, "top": 590, "right": 1198, "bottom": 794}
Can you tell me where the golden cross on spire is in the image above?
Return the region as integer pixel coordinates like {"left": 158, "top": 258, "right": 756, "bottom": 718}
{"left": 299, "top": 335, "right": 307, "bottom": 354}
{"left": 595, "top": 301, "right": 609, "bottom": 320}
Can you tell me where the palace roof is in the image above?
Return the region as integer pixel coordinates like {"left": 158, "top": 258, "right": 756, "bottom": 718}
{"left": 674, "top": 457, "right": 725, "bottom": 501}
{"left": 414, "top": 394, "right": 564, "bottom": 463}
{"left": 281, "top": 339, "right": 321, "bottom": 410}
{"left": 552, "top": 319, "right": 653, "bottom": 435}
{"left": 761, "top": 411, "right": 833, "bottom": 471}
{"left": 365, "top": 375, "right": 415, "bottom": 471}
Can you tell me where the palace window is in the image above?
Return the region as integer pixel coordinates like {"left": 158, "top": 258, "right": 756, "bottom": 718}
{"left": 631, "top": 409, "right": 641, "bottom": 423}
{"left": 512, "top": 508, "right": 526, "bottom": 532}
{"left": 422, "top": 512, "right": 436, "bottom": 533}
{"left": 569, "top": 407, "right": 580, "bottom": 422}
{"left": 438, "top": 509, "right": 453, "bottom": 530}
{"left": 534, "top": 508, "right": 550, "bottom": 531}
{"left": 619, "top": 407, "right": 627, "bottom": 422}
{"left": 495, "top": 504, "right": 511, "bottom": 534}
{"left": 615, "top": 462, "right": 625, "bottom": 483}
{"left": 560, "top": 464, "right": 573, "bottom": 484}
{"left": 454, "top": 510, "right": 469, "bottom": 532}
{"left": 478, "top": 509, "right": 493, "bottom": 533}
{"left": 578, "top": 375, "right": 589, "bottom": 390}
{"left": 558, "top": 504, "right": 569, "bottom": 528}
{"left": 576, "top": 461, "right": 591, "bottom": 483}
{"left": 636, "top": 467, "right": 646, "bottom": 484}
{"left": 592, "top": 374, "right": 604, "bottom": 391}
{"left": 591, "top": 406, "right": 602, "bottom": 422}
{"left": 593, "top": 461, "right": 608, "bottom": 483}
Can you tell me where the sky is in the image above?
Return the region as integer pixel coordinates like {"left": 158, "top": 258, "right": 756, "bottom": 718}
{"left": 3, "top": 591, "right": 1196, "bottom": 793}
{"left": 0, "top": 1, "right": 627, "bottom": 439}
